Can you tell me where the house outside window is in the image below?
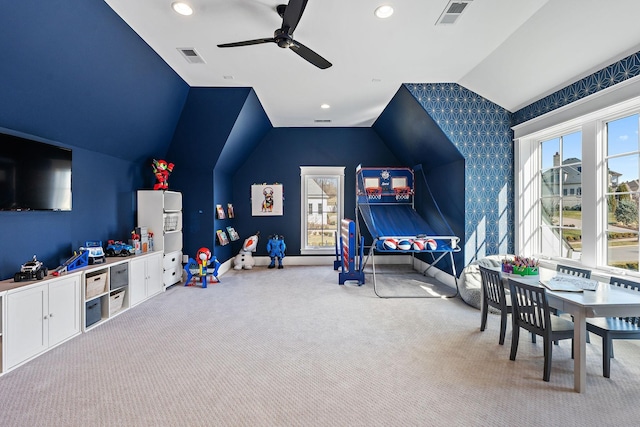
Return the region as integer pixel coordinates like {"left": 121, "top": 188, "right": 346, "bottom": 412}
{"left": 300, "top": 166, "right": 344, "bottom": 254}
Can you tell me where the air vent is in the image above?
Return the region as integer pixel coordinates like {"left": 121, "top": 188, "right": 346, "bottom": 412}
{"left": 177, "top": 47, "right": 205, "bottom": 64}
{"left": 314, "top": 119, "right": 331, "bottom": 123}
{"left": 436, "top": 0, "right": 473, "bottom": 25}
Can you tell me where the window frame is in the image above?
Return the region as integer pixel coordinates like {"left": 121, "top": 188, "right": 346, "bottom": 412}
{"left": 513, "top": 80, "right": 640, "bottom": 276}
{"left": 299, "top": 166, "right": 345, "bottom": 255}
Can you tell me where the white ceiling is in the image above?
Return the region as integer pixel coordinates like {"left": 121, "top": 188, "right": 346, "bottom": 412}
{"left": 104, "top": 0, "right": 640, "bottom": 127}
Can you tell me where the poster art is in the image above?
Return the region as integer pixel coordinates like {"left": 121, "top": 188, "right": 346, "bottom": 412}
{"left": 251, "top": 184, "right": 283, "bottom": 216}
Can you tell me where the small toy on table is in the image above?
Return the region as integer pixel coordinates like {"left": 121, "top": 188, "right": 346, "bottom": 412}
{"left": 14, "top": 255, "right": 49, "bottom": 282}
{"left": 52, "top": 250, "right": 89, "bottom": 276}
{"left": 267, "top": 234, "right": 286, "bottom": 269}
{"left": 234, "top": 232, "right": 259, "bottom": 270}
{"left": 184, "top": 247, "right": 220, "bottom": 288}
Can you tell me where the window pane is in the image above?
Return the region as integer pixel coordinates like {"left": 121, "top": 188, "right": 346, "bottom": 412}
{"left": 607, "top": 114, "right": 639, "bottom": 157}
{"left": 562, "top": 228, "right": 581, "bottom": 257}
{"left": 541, "top": 170, "right": 560, "bottom": 196}
{"left": 541, "top": 137, "right": 560, "bottom": 170}
{"left": 540, "top": 226, "right": 560, "bottom": 257}
{"left": 541, "top": 197, "right": 560, "bottom": 225}
{"left": 306, "top": 177, "right": 338, "bottom": 248}
{"left": 607, "top": 230, "right": 639, "bottom": 271}
{"left": 607, "top": 155, "right": 639, "bottom": 189}
{"left": 562, "top": 164, "right": 581, "bottom": 209}
{"left": 562, "top": 131, "right": 582, "bottom": 164}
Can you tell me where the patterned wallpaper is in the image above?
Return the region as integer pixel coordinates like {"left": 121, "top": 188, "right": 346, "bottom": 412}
{"left": 404, "top": 51, "right": 640, "bottom": 264}
{"left": 513, "top": 51, "right": 640, "bottom": 125}
{"left": 405, "top": 83, "right": 514, "bottom": 262}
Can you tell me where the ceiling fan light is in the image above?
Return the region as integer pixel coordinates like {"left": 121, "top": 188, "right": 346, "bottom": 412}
{"left": 172, "top": 2, "right": 193, "bottom": 16}
{"left": 374, "top": 5, "right": 394, "bottom": 19}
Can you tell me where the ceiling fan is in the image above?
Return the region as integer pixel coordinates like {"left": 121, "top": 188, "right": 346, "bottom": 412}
{"left": 217, "top": 0, "right": 332, "bottom": 69}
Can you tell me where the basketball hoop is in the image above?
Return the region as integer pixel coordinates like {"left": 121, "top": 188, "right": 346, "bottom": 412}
{"left": 394, "top": 186, "right": 411, "bottom": 201}
{"left": 366, "top": 187, "right": 382, "bottom": 200}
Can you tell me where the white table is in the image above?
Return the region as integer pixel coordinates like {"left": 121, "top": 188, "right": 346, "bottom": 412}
{"left": 509, "top": 271, "right": 640, "bottom": 393}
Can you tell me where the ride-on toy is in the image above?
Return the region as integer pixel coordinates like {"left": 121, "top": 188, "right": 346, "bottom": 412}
{"left": 14, "top": 255, "right": 48, "bottom": 282}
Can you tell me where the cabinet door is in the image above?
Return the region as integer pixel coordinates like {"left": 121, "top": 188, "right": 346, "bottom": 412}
{"left": 146, "top": 253, "right": 164, "bottom": 297}
{"left": 6, "top": 284, "right": 47, "bottom": 369}
{"left": 48, "top": 276, "right": 81, "bottom": 347}
{"left": 129, "top": 257, "right": 146, "bottom": 307}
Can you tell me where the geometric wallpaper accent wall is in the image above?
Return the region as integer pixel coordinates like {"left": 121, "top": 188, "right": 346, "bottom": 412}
{"left": 513, "top": 50, "right": 640, "bottom": 125}
{"left": 405, "top": 83, "right": 514, "bottom": 263}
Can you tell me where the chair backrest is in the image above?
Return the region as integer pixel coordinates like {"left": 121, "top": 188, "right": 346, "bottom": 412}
{"left": 610, "top": 276, "right": 640, "bottom": 325}
{"left": 508, "top": 279, "right": 551, "bottom": 338}
{"left": 479, "top": 266, "right": 507, "bottom": 309}
{"left": 556, "top": 264, "right": 591, "bottom": 279}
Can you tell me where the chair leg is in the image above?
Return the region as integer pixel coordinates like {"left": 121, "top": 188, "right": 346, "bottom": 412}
{"left": 510, "top": 326, "right": 520, "bottom": 361}
{"left": 602, "top": 335, "right": 612, "bottom": 378}
{"left": 499, "top": 311, "right": 507, "bottom": 345}
{"left": 543, "top": 339, "right": 552, "bottom": 382}
{"left": 480, "top": 299, "right": 488, "bottom": 332}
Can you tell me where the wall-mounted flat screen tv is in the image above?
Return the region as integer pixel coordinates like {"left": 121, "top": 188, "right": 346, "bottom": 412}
{"left": 0, "top": 131, "right": 72, "bottom": 211}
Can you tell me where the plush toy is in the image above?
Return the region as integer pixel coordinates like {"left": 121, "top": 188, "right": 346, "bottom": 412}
{"left": 234, "top": 233, "right": 259, "bottom": 270}
{"left": 152, "top": 159, "right": 174, "bottom": 190}
{"left": 266, "top": 234, "right": 286, "bottom": 269}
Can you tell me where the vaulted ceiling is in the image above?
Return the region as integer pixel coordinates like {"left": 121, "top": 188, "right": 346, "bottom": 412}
{"left": 105, "top": 0, "right": 640, "bottom": 127}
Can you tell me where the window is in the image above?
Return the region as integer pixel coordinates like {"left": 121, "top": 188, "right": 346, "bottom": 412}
{"left": 300, "top": 166, "right": 344, "bottom": 254}
{"left": 514, "top": 84, "right": 640, "bottom": 274}
{"left": 605, "top": 114, "right": 640, "bottom": 270}
{"left": 539, "top": 131, "right": 583, "bottom": 259}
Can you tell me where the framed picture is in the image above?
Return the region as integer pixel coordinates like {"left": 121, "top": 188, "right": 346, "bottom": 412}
{"left": 227, "top": 203, "right": 235, "bottom": 219}
{"left": 216, "top": 204, "right": 226, "bottom": 219}
{"left": 251, "top": 184, "right": 283, "bottom": 216}
{"left": 226, "top": 226, "right": 240, "bottom": 241}
{"left": 216, "top": 229, "right": 229, "bottom": 246}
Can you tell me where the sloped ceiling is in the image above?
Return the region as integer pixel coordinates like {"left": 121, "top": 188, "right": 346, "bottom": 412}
{"left": 104, "top": 1, "right": 640, "bottom": 127}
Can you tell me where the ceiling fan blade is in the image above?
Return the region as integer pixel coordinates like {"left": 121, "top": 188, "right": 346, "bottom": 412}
{"left": 282, "top": 0, "right": 308, "bottom": 34}
{"left": 289, "top": 40, "right": 332, "bottom": 69}
{"left": 217, "top": 38, "right": 275, "bottom": 48}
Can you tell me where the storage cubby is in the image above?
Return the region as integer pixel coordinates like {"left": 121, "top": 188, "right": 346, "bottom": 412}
{"left": 83, "top": 260, "right": 130, "bottom": 330}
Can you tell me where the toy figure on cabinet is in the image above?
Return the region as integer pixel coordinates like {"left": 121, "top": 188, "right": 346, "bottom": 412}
{"left": 152, "top": 158, "right": 174, "bottom": 190}
{"left": 267, "top": 234, "right": 286, "bottom": 269}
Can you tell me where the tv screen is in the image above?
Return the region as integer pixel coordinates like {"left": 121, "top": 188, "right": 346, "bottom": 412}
{"left": 0, "top": 132, "right": 72, "bottom": 211}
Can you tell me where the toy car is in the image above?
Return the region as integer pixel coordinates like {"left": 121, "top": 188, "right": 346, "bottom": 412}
{"left": 14, "top": 255, "right": 49, "bottom": 282}
{"left": 105, "top": 240, "right": 135, "bottom": 257}
{"left": 79, "top": 241, "right": 106, "bottom": 264}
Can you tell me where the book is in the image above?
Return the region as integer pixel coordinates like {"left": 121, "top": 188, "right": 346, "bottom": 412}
{"left": 216, "top": 204, "right": 226, "bottom": 219}
{"left": 216, "top": 229, "right": 229, "bottom": 246}
{"left": 227, "top": 226, "right": 239, "bottom": 241}
{"left": 541, "top": 274, "right": 598, "bottom": 292}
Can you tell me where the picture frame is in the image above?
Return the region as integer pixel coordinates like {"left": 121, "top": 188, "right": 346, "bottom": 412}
{"left": 251, "top": 184, "right": 283, "bottom": 216}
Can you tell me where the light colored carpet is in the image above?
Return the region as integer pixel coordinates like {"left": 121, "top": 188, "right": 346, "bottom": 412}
{"left": 1, "top": 265, "right": 640, "bottom": 426}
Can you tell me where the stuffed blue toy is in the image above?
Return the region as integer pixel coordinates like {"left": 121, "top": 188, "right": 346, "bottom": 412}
{"left": 266, "top": 234, "right": 286, "bottom": 269}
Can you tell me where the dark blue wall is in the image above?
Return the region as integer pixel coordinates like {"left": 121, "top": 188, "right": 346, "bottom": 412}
{"left": 165, "top": 87, "right": 271, "bottom": 261}
{"left": 0, "top": 1, "right": 188, "bottom": 279}
{"left": 373, "top": 86, "right": 466, "bottom": 274}
{"left": 231, "top": 127, "right": 402, "bottom": 257}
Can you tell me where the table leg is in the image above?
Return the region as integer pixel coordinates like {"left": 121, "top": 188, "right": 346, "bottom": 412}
{"left": 573, "top": 311, "right": 587, "bottom": 393}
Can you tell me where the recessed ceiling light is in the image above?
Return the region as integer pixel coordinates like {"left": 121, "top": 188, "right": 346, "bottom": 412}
{"left": 374, "top": 5, "right": 394, "bottom": 19}
{"left": 172, "top": 2, "right": 193, "bottom": 16}
{"left": 321, "top": 104, "right": 331, "bottom": 109}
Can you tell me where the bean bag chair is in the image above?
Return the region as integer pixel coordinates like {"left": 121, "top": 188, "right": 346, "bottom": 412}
{"left": 459, "top": 255, "right": 514, "bottom": 310}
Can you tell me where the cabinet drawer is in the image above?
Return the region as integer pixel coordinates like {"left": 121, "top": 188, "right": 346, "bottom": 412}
{"left": 163, "top": 267, "right": 182, "bottom": 286}
{"left": 163, "top": 251, "right": 182, "bottom": 270}
{"left": 109, "top": 263, "right": 129, "bottom": 289}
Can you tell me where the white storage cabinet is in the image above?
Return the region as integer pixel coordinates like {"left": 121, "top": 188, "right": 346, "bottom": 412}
{"left": 5, "top": 274, "right": 81, "bottom": 370}
{"left": 83, "top": 260, "right": 131, "bottom": 330}
{"left": 137, "top": 190, "right": 183, "bottom": 288}
{"left": 129, "top": 252, "right": 163, "bottom": 307}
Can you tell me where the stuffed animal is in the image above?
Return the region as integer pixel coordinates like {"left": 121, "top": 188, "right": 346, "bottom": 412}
{"left": 152, "top": 159, "right": 174, "bottom": 190}
{"left": 234, "top": 233, "right": 259, "bottom": 270}
{"left": 266, "top": 234, "right": 286, "bottom": 269}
